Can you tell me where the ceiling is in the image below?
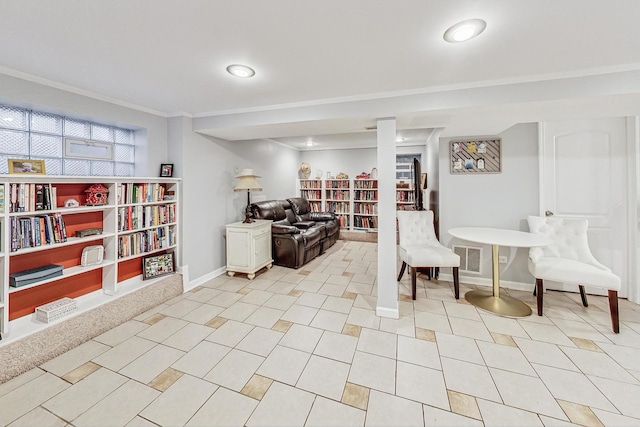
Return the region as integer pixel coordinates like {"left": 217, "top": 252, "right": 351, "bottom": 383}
{"left": 1, "top": 0, "right": 640, "bottom": 150}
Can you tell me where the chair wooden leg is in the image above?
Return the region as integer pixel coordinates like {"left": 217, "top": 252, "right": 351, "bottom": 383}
{"left": 426, "top": 267, "right": 431, "bottom": 280}
{"left": 536, "top": 278, "right": 544, "bottom": 316}
{"left": 397, "top": 261, "right": 407, "bottom": 281}
{"left": 579, "top": 285, "right": 589, "bottom": 307}
{"left": 453, "top": 267, "right": 460, "bottom": 299}
{"left": 533, "top": 285, "right": 536, "bottom": 296}
{"left": 411, "top": 266, "right": 417, "bottom": 300}
{"left": 608, "top": 290, "right": 620, "bottom": 333}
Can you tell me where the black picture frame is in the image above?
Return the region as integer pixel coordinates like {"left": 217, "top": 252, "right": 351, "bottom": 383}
{"left": 160, "top": 163, "right": 173, "bottom": 177}
{"left": 142, "top": 253, "right": 175, "bottom": 280}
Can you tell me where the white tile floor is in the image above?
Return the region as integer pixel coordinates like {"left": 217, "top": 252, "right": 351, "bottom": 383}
{"left": 2, "top": 240, "right": 640, "bottom": 426}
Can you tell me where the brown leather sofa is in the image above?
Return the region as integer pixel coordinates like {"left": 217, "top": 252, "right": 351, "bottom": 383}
{"left": 250, "top": 197, "right": 340, "bottom": 269}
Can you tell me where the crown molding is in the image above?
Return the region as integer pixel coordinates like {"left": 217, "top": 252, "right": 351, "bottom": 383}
{"left": 0, "top": 66, "right": 168, "bottom": 117}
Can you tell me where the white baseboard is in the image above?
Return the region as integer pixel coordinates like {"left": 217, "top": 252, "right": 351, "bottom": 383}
{"left": 184, "top": 266, "right": 226, "bottom": 292}
{"left": 177, "top": 264, "right": 189, "bottom": 289}
{"left": 438, "top": 273, "right": 534, "bottom": 292}
{"left": 376, "top": 305, "right": 399, "bottom": 319}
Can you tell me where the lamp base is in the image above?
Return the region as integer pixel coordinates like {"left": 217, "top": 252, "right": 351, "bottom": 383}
{"left": 242, "top": 213, "right": 254, "bottom": 223}
{"left": 242, "top": 205, "right": 254, "bottom": 223}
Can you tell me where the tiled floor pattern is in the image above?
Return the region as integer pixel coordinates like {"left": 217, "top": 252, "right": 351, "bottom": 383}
{"left": 2, "top": 240, "right": 640, "bottom": 426}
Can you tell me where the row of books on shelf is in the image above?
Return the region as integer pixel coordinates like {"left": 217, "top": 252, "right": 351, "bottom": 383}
{"left": 353, "top": 180, "right": 377, "bottom": 189}
{"left": 301, "top": 190, "right": 322, "bottom": 200}
{"left": 325, "top": 190, "right": 350, "bottom": 200}
{"left": 354, "top": 203, "right": 377, "bottom": 215}
{"left": 326, "top": 201, "right": 350, "bottom": 213}
{"left": 118, "top": 204, "right": 177, "bottom": 231}
{"left": 118, "top": 226, "right": 176, "bottom": 258}
{"left": 118, "top": 182, "right": 167, "bottom": 204}
{"left": 396, "top": 192, "right": 415, "bottom": 202}
{"left": 354, "top": 216, "right": 378, "bottom": 229}
{"left": 10, "top": 213, "right": 67, "bottom": 251}
{"left": 326, "top": 180, "right": 350, "bottom": 188}
{"left": 300, "top": 181, "right": 322, "bottom": 189}
{"left": 308, "top": 201, "right": 322, "bottom": 212}
{"left": 8, "top": 183, "right": 57, "bottom": 213}
{"left": 336, "top": 215, "right": 350, "bottom": 228}
{"left": 354, "top": 190, "right": 377, "bottom": 200}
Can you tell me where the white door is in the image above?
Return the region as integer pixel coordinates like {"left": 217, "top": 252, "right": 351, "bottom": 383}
{"left": 540, "top": 118, "right": 627, "bottom": 297}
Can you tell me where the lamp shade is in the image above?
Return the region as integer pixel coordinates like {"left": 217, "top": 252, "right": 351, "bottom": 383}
{"left": 234, "top": 169, "right": 262, "bottom": 192}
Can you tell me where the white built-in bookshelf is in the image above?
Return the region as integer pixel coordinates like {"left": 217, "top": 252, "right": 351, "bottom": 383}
{"left": 297, "top": 178, "right": 379, "bottom": 231}
{"left": 0, "top": 176, "right": 180, "bottom": 344}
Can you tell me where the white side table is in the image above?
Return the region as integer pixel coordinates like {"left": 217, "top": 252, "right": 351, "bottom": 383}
{"left": 226, "top": 220, "right": 273, "bottom": 280}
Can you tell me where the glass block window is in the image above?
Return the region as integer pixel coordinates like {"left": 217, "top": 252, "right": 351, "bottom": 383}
{"left": 31, "top": 112, "right": 63, "bottom": 135}
{"left": 64, "top": 118, "right": 91, "bottom": 138}
{"left": 0, "top": 104, "right": 135, "bottom": 176}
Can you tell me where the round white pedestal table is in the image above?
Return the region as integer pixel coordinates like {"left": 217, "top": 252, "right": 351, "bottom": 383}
{"left": 448, "top": 227, "right": 552, "bottom": 317}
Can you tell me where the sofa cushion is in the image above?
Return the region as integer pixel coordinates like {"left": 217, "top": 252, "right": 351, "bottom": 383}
{"left": 251, "top": 200, "right": 287, "bottom": 221}
{"left": 310, "top": 212, "right": 335, "bottom": 222}
{"left": 287, "top": 197, "right": 315, "bottom": 221}
{"left": 302, "top": 227, "right": 322, "bottom": 248}
{"left": 287, "top": 197, "right": 310, "bottom": 215}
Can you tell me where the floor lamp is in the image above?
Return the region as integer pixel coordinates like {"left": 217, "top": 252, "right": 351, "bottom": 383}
{"left": 234, "top": 169, "right": 262, "bottom": 223}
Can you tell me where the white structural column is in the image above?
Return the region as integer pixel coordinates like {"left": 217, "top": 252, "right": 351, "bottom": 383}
{"left": 376, "top": 118, "right": 399, "bottom": 318}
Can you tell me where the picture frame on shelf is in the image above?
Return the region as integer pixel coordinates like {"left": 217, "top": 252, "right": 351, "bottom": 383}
{"left": 160, "top": 163, "right": 173, "bottom": 177}
{"left": 8, "top": 158, "right": 46, "bottom": 175}
{"left": 421, "top": 173, "right": 427, "bottom": 189}
{"left": 142, "top": 252, "right": 176, "bottom": 280}
{"left": 81, "top": 245, "right": 104, "bottom": 267}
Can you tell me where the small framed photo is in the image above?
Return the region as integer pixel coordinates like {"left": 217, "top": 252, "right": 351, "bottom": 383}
{"left": 142, "top": 252, "right": 176, "bottom": 280}
{"left": 160, "top": 163, "right": 173, "bottom": 177}
{"left": 8, "top": 159, "right": 46, "bottom": 175}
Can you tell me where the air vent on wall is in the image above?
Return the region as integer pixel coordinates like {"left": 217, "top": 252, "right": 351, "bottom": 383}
{"left": 453, "top": 245, "right": 482, "bottom": 274}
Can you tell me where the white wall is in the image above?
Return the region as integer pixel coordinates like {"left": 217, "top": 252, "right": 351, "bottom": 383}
{"left": 300, "top": 148, "right": 377, "bottom": 180}
{"left": 299, "top": 145, "right": 427, "bottom": 182}
{"left": 439, "top": 123, "right": 539, "bottom": 285}
{"left": 172, "top": 130, "right": 301, "bottom": 285}
{"left": 0, "top": 74, "right": 168, "bottom": 176}
{"left": 230, "top": 139, "right": 300, "bottom": 201}
{"left": 0, "top": 72, "right": 302, "bottom": 287}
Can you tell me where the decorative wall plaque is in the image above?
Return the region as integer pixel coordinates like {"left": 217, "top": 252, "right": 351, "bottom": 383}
{"left": 450, "top": 138, "right": 501, "bottom": 174}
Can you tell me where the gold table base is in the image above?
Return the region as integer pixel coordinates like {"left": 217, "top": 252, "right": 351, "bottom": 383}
{"left": 465, "top": 290, "right": 532, "bottom": 317}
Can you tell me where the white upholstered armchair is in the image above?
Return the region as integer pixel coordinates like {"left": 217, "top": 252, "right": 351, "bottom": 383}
{"left": 397, "top": 210, "right": 460, "bottom": 300}
{"left": 527, "top": 215, "right": 621, "bottom": 333}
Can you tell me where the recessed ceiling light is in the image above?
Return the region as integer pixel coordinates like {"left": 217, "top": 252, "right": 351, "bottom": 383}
{"left": 304, "top": 140, "right": 315, "bottom": 147}
{"left": 226, "top": 64, "right": 255, "bottom": 78}
{"left": 443, "top": 19, "right": 486, "bottom": 43}
{"left": 396, "top": 137, "right": 405, "bottom": 142}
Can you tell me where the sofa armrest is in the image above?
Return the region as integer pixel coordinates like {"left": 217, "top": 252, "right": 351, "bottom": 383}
{"left": 310, "top": 212, "right": 335, "bottom": 221}
{"left": 272, "top": 224, "right": 301, "bottom": 235}
{"left": 294, "top": 221, "right": 315, "bottom": 229}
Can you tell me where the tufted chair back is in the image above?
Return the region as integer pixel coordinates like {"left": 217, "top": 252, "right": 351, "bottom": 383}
{"left": 397, "top": 210, "right": 439, "bottom": 247}
{"left": 527, "top": 215, "right": 602, "bottom": 266}
{"left": 526, "top": 215, "right": 620, "bottom": 333}
{"left": 396, "top": 209, "right": 460, "bottom": 300}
